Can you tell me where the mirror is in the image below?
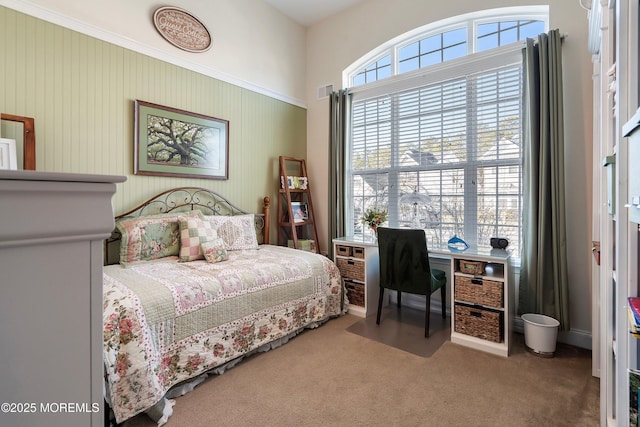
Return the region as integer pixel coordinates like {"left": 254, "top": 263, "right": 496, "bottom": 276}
{"left": 0, "top": 113, "right": 36, "bottom": 170}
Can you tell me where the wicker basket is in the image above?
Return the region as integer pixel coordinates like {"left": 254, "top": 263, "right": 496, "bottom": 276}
{"left": 336, "top": 258, "right": 365, "bottom": 282}
{"left": 458, "top": 259, "right": 486, "bottom": 275}
{"left": 352, "top": 246, "right": 365, "bottom": 259}
{"left": 454, "top": 276, "right": 504, "bottom": 309}
{"left": 335, "top": 245, "right": 352, "bottom": 257}
{"left": 345, "top": 280, "right": 365, "bottom": 307}
{"left": 454, "top": 304, "right": 503, "bottom": 343}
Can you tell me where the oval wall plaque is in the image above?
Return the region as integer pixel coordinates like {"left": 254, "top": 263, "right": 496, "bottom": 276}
{"left": 153, "top": 6, "right": 211, "bottom": 53}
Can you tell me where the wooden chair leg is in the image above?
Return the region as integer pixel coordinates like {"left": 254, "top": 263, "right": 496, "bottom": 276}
{"left": 425, "top": 293, "right": 431, "bottom": 337}
{"left": 440, "top": 285, "right": 446, "bottom": 318}
{"left": 376, "top": 287, "right": 385, "bottom": 325}
{"left": 397, "top": 290, "right": 402, "bottom": 307}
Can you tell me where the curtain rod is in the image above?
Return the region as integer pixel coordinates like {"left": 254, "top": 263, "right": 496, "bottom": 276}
{"left": 532, "top": 32, "right": 568, "bottom": 46}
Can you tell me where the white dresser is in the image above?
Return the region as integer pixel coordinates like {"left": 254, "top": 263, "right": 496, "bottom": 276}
{"left": 0, "top": 170, "right": 125, "bottom": 427}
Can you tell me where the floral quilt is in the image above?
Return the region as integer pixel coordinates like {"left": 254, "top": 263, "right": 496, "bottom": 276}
{"left": 103, "top": 245, "right": 344, "bottom": 423}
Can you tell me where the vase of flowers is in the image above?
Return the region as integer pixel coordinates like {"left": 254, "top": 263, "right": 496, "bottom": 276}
{"left": 361, "top": 207, "right": 388, "bottom": 237}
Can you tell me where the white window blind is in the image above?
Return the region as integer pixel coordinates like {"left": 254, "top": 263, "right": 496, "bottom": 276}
{"left": 349, "top": 54, "right": 523, "bottom": 253}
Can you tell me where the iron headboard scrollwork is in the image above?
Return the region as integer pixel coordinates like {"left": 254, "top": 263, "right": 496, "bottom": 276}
{"left": 105, "top": 187, "right": 271, "bottom": 265}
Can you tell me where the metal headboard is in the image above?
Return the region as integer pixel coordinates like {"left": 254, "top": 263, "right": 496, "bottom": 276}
{"left": 105, "top": 187, "right": 271, "bottom": 265}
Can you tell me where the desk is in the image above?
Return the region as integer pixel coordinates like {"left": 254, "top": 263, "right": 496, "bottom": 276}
{"left": 333, "top": 235, "right": 513, "bottom": 357}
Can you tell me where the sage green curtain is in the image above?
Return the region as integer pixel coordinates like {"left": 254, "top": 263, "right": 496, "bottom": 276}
{"left": 518, "top": 29, "right": 570, "bottom": 331}
{"left": 328, "top": 89, "right": 351, "bottom": 258}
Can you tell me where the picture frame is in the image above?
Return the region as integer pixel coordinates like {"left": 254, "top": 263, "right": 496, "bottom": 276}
{"left": 134, "top": 100, "right": 229, "bottom": 180}
{"left": 281, "top": 175, "right": 308, "bottom": 190}
{"left": 295, "top": 176, "right": 308, "bottom": 190}
{"left": 0, "top": 138, "right": 17, "bottom": 170}
{"left": 1, "top": 113, "right": 36, "bottom": 170}
{"left": 291, "top": 201, "right": 309, "bottom": 223}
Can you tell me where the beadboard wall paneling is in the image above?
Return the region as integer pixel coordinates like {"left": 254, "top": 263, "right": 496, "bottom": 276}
{"left": 0, "top": 6, "right": 306, "bottom": 240}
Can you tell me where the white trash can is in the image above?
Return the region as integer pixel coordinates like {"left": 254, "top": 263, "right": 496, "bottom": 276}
{"left": 521, "top": 313, "right": 560, "bottom": 357}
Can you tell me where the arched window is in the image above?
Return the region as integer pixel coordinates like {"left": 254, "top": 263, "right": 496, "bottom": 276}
{"left": 347, "top": 7, "right": 547, "bottom": 87}
{"left": 344, "top": 7, "right": 548, "bottom": 256}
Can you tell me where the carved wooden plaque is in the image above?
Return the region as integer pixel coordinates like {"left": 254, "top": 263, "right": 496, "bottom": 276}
{"left": 153, "top": 7, "right": 212, "bottom": 53}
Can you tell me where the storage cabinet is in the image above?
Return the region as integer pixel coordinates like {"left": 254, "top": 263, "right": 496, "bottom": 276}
{"left": 332, "top": 237, "right": 382, "bottom": 317}
{"left": 450, "top": 251, "right": 513, "bottom": 357}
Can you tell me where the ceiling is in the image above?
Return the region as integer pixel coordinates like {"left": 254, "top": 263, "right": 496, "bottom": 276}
{"left": 264, "top": 0, "right": 364, "bottom": 27}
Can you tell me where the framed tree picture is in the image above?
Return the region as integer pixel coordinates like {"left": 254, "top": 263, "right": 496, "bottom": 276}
{"left": 134, "top": 100, "right": 229, "bottom": 179}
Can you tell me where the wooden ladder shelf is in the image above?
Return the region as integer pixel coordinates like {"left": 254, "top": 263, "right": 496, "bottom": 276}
{"left": 277, "top": 156, "right": 320, "bottom": 253}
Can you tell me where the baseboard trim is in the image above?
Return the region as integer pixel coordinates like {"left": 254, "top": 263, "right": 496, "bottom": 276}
{"left": 513, "top": 316, "right": 592, "bottom": 350}
{"left": 392, "top": 293, "right": 592, "bottom": 350}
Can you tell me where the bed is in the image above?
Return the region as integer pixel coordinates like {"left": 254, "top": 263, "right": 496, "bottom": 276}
{"left": 103, "top": 188, "right": 345, "bottom": 425}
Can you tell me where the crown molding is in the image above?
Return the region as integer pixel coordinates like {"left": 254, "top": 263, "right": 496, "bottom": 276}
{"left": 0, "top": 0, "right": 307, "bottom": 108}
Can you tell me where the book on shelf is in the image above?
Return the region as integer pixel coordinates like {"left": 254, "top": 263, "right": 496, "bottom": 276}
{"left": 630, "top": 297, "right": 640, "bottom": 337}
{"left": 629, "top": 308, "right": 640, "bottom": 338}
{"left": 287, "top": 239, "right": 316, "bottom": 252}
{"left": 630, "top": 297, "right": 640, "bottom": 324}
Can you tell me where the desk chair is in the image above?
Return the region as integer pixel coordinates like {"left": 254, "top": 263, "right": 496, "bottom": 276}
{"left": 376, "top": 227, "right": 447, "bottom": 337}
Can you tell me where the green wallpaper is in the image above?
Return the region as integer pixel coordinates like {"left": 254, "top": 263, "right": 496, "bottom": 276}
{"left": 0, "top": 6, "right": 306, "bottom": 242}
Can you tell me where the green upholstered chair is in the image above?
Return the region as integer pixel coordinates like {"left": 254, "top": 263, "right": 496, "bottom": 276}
{"left": 376, "top": 227, "right": 447, "bottom": 337}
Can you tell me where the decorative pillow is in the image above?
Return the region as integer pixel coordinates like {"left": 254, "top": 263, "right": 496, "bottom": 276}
{"left": 116, "top": 211, "right": 202, "bottom": 265}
{"left": 201, "top": 238, "right": 228, "bottom": 263}
{"left": 205, "top": 214, "right": 259, "bottom": 251}
{"left": 178, "top": 216, "right": 218, "bottom": 262}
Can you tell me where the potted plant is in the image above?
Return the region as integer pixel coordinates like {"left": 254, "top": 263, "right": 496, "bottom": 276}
{"left": 361, "top": 207, "right": 388, "bottom": 236}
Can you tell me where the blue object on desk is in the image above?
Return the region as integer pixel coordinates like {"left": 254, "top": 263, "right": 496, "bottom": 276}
{"left": 447, "top": 235, "right": 469, "bottom": 252}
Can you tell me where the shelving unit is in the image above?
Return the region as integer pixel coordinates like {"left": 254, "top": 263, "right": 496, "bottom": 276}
{"left": 277, "top": 156, "right": 319, "bottom": 253}
{"left": 450, "top": 251, "right": 513, "bottom": 358}
{"left": 332, "top": 237, "right": 382, "bottom": 317}
{"left": 589, "top": 1, "right": 640, "bottom": 424}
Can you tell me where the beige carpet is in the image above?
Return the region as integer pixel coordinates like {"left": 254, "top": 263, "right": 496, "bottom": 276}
{"left": 123, "top": 313, "right": 599, "bottom": 427}
{"left": 346, "top": 305, "right": 451, "bottom": 357}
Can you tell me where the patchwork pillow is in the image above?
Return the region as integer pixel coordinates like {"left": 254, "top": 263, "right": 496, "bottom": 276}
{"left": 205, "top": 214, "right": 259, "bottom": 251}
{"left": 178, "top": 216, "right": 218, "bottom": 262}
{"left": 116, "top": 211, "right": 202, "bottom": 265}
{"left": 201, "top": 238, "right": 228, "bottom": 263}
